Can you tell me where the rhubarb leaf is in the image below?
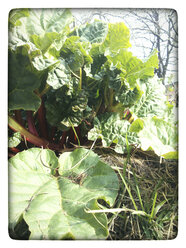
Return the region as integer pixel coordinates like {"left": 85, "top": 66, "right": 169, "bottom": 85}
{"left": 9, "top": 148, "right": 119, "bottom": 239}
{"left": 8, "top": 132, "right": 22, "bottom": 148}
{"left": 59, "top": 36, "right": 93, "bottom": 72}
{"left": 45, "top": 86, "right": 89, "bottom": 130}
{"left": 88, "top": 112, "right": 139, "bottom": 153}
{"left": 101, "top": 22, "right": 131, "bottom": 54}
{"left": 9, "top": 9, "right": 73, "bottom": 54}
{"left": 46, "top": 59, "right": 72, "bottom": 90}
{"left": 136, "top": 117, "right": 178, "bottom": 159}
{"left": 131, "top": 76, "right": 167, "bottom": 118}
{"left": 8, "top": 47, "right": 41, "bottom": 111}
{"left": 9, "top": 9, "right": 29, "bottom": 28}
{"left": 107, "top": 49, "right": 158, "bottom": 88}
{"left": 74, "top": 20, "right": 108, "bottom": 44}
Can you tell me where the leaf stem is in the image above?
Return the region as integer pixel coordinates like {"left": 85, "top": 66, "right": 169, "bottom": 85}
{"left": 9, "top": 147, "right": 20, "bottom": 154}
{"left": 37, "top": 97, "right": 48, "bottom": 139}
{"left": 26, "top": 111, "right": 39, "bottom": 136}
{"left": 8, "top": 116, "right": 60, "bottom": 151}
{"left": 39, "top": 84, "right": 50, "bottom": 97}
{"left": 14, "top": 110, "right": 24, "bottom": 126}
{"left": 79, "top": 67, "right": 82, "bottom": 90}
{"left": 68, "top": 118, "right": 80, "bottom": 146}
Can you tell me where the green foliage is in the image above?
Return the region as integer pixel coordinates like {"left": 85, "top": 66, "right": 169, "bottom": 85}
{"left": 136, "top": 117, "right": 178, "bottom": 159}
{"left": 8, "top": 46, "right": 41, "bottom": 111}
{"left": 59, "top": 36, "right": 93, "bottom": 72}
{"left": 9, "top": 9, "right": 29, "bottom": 28}
{"left": 9, "top": 9, "right": 73, "bottom": 53}
{"left": 8, "top": 132, "right": 22, "bottom": 148}
{"left": 8, "top": 8, "right": 178, "bottom": 156}
{"left": 74, "top": 20, "right": 108, "bottom": 44}
{"left": 9, "top": 148, "right": 119, "bottom": 239}
{"left": 131, "top": 76, "right": 167, "bottom": 118}
{"left": 107, "top": 49, "right": 159, "bottom": 89}
{"left": 101, "top": 22, "right": 131, "bottom": 53}
{"left": 46, "top": 59, "right": 72, "bottom": 90}
{"left": 45, "top": 86, "right": 89, "bottom": 130}
{"left": 88, "top": 112, "right": 139, "bottom": 154}
{"left": 8, "top": 9, "right": 178, "bottom": 241}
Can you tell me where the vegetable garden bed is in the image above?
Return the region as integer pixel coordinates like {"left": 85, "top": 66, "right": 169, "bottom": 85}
{"left": 8, "top": 9, "right": 178, "bottom": 240}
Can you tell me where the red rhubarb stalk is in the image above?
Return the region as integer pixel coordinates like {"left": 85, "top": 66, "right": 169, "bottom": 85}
{"left": 14, "top": 110, "right": 24, "bottom": 126}
{"left": 9, "top": 147, "right": 20, "bottom": 154}
{"left": 27, "top": 111, "right": 39, "bottom": 136}
{"left": 8, "top": 116, "right": 60, "bottom": 151}
{"left": 37, "top": 98, "right": 48, "bottom": 139}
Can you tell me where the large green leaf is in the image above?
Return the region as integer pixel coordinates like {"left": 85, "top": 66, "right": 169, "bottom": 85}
{"left": 45, "top": 85, "right": 89, "bottom": 130}
{"left": 8, "top": 47, "right": 41, "bottom": 111}
{"left": 9, "top": 148, "right": 119, "bottom": 239}
{"left": 46, "top": 59, "right": 72, "bottom": 90}
{"left": 107, "top": 49, "right": 158, "bottom": 88}
{"left": 8, "top": 9, "right": 73, "bottom": 80}
{"left": 26, "top": 9, "right": 73, "bottom": 36}
{"left": 74, "top": 20, "right": 108, "bottom": 44}
{"left": 88, "top": 112, "right": 139, "bottom": 154}
{"left": 131, "top": 76, "right": 167, "bottom": 118}
{"left": 101, "top": 22, "right": 131, "bottom": 54}
{"left": 9, "top": 9, "right": 73, "bottom": 54}
{"left": 8, "top": 90, "right": 41, "bottom": 111}
{"left": 59, "top": 36, "right": 93, "bottom": 72}
{"left": 9, "top": 9, "right": 29, "bottom": 28}
{"left": 114, "top": 84, "right": 143, "bottom": 109}
{"left": 131, "top": 117, "right": 178, "bottom": 159}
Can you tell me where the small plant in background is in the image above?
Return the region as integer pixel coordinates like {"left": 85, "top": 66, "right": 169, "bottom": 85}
{"left": 8, "top": 8, "right": 178, "bottom": 240}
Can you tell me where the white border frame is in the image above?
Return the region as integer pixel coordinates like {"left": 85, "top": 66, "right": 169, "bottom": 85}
{"left": 1, "top": 1, "right": 185, "bottom": 247}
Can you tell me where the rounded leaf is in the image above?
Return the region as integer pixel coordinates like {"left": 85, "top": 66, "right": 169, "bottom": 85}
{"left": 9, "top": 148, "right": 119, "bottom": 239}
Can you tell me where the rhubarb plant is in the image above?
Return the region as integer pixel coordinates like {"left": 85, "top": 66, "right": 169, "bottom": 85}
{"left": 8, "top": 8, "right": 178, "bottom": 239}
{"left": 8, "top": 8, "right": 178, "bottom": 156}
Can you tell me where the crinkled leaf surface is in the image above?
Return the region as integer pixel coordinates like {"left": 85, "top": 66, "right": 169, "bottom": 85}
{"left": 115, "top": 84, "right": 143, "bottom": 109}
{"left": 45, "top": 86, "right": 89, "bottom": 130}
{"left": 107, "top": 49, "right": 158, "bottom": 88}
{"left": 88, "top": 112, "right": 139, "bottom": 154}
{"left": 9, "top": 148, "right": 119, "bottom": 239}
{"left": 8, "top": 9, "right": 73, "bottom": 93}
{"left": 74, "top": 20, "right": 108, "bottom": 44}
{"left": 46, "top": 59, "right": 72, "bottom": 90}
{"left": 59, "top": 36, "right": 93, "bottom": 72}
{"left": 8, "top": 132, "right": 22, "bottom": 148}
{"left": 136, "top": 117, "right": 178, "bottom": 159}
{"left": 9, "top": 9, "right": 73, "bottom": 54}
{"left": 9, "top": 9, "right": 29, "bottom": 28}
{"left": 131, "top": 76, "right": 167, "bottom": 118}
{"left": 101, "top": 23, "right": 131, "bottom": 54}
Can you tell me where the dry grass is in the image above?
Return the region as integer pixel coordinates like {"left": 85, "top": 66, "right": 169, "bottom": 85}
{"left": 95, "top": 147, "right": 178, "bottom": 240}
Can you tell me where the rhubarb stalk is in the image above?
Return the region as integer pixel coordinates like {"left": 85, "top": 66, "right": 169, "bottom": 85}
{"left": 27, "top": 111, "right": 39, "bottom": 136}
{"left": 37, "top": 97, "right": 48, "bottom": 139}
{"left": 14, "top": 110, "right": 24, "bottom": 126}
{"left": 8, "top": 116, "right": 60, "bottom": 151}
